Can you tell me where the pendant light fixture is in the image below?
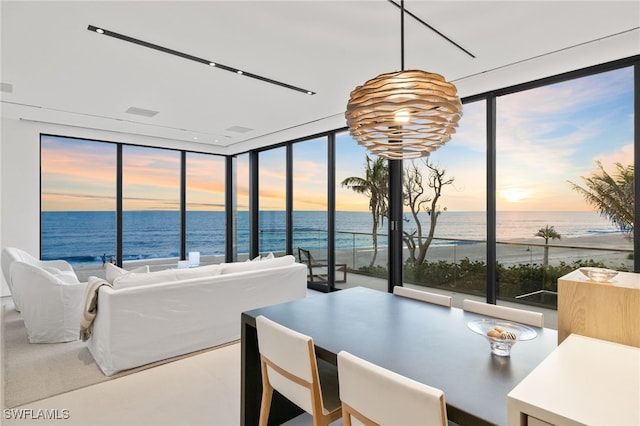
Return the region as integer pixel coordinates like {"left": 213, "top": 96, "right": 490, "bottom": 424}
{"left": 345, "top": 0, "right": 463, "bottom": 160}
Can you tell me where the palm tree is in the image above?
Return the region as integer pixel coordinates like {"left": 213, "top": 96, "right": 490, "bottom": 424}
{"left": 341, "top": 155, "right": 388, "bottom": 268}
{"left": 534, "top": 225, "right": 561, "bottom": 271}
{"left": 568, "top": 161, "right": 634, "bottom": 234}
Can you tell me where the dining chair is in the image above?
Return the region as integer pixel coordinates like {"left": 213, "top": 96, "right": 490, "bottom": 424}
{"left": 462, "top": 299, "right": 544, "bottom": 327}
{"left": 337, "top": 350, "right": 448, "bottom": 426}
{"left": 255, "top": 315, "right": 342, "bottom": 426}
{"left": 393, "top": 286, "right": 452, "bottom": 307}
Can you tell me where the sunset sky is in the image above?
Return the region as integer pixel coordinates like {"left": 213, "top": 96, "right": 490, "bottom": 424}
{"left": 41, "top": 67, "right": 634, "bottom": 213}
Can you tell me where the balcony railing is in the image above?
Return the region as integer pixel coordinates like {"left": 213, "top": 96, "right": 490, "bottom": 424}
{"left": 296, "top": 230, "right": 632, "bottom": 310}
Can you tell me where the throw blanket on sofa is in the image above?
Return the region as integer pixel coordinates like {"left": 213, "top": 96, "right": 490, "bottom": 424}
{"left": 80, "top": 277, "right": 112, "bottom": 341}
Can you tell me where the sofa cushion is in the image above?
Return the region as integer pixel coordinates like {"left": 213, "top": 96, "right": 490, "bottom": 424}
{"left": 220, "top": 255, "right": 294, "bottom": 275}
{"left": 105, "top": 263, "right": 150, "bottom": 284}
{"left": 113, "top": 264, "right": 222, "bottom": 289}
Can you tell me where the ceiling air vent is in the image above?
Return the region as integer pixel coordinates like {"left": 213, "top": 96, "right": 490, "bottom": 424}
{"left": 1, "top": 83, "right": 13, "bottom": 93}
{"left": 226, "top": 126, "right": 253, "bottom": 133}
{"left": 125, "top": 107, "right": 159, "bottom": 117}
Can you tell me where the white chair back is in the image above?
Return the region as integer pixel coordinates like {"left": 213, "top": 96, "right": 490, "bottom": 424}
{"left": 1, "top": 247, "right": 37, "bottom": 311}
{"left": 11, "top": 261, "right": 86, "bottom": 343}
{"left": 256, "top": 315, "right": 341, "bottom": 426}
{"left": 393, "top": 286, "right": 452, "bottom": 307}
{"left": 2, "top": 247, "right": 79, "bottom": 313}
{"left": 337, "top": 350, "right": 447, "bottom": 426}
{"left": 462, "top": 299, "right": 544, "bottom": 327}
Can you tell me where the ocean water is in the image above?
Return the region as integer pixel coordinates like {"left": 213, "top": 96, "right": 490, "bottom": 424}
{"left": 40, "top": 210, "right": 622, "bottom": 265}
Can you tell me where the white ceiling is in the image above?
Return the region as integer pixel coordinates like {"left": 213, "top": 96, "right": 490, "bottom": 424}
{"left": 1, "top": 1, "right": 639, "bottom": 155}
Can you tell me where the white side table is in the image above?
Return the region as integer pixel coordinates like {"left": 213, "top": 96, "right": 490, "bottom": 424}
{"left": 508, "top": 334, "right": 640, "bottom": 426}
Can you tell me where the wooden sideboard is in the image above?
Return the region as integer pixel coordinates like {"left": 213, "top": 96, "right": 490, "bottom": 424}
{"left": 557, "top": 269, "right": 640, "bottom": 347}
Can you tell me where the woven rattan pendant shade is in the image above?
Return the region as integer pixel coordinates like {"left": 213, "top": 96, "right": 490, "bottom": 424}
{"left": 345, "top": 0, "right": 463, "bottom": 160}
{"left": 346, "top": 69, "right": 462, "bottom": 160}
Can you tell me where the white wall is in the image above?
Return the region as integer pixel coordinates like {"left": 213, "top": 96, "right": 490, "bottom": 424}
{"left": 0, "top": 117, "right": 198, "bottom": 296}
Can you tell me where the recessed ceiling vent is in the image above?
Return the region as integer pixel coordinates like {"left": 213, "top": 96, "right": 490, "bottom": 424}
{"left": 1, "top": 82, "right": 13, "bottom": 93}
{"left": 125, "top": 106, "right": 159, "bottom": 117}
{"left": 226, "top": 126, "right": 253, "bottom": 133}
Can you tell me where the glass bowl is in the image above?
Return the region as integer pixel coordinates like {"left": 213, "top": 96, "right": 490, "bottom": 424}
{"left": 579, "top": 267, "right": 618, "bottom": 282}
{"left": 467, "top": 319, "right": 537, "bottom": 356}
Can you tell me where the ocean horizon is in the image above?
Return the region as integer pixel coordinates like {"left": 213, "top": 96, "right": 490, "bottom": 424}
{"left": 41, "top": 210, "right": 624, "bottom": 265}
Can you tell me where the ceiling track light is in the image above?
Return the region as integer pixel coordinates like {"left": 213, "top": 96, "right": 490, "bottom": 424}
{"left": 87, "top": 25, "right": 316, "bottom": 95}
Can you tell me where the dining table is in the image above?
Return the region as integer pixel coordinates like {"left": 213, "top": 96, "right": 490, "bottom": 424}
{"left": 240, "top": 286, "right": 558, "bottom": 426}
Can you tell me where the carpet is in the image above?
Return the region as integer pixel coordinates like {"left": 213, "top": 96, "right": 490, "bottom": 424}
{"left": 1, "top": 298, "right": 231, "bottom": 409}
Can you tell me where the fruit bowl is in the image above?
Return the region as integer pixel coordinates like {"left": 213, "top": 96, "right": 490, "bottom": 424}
{"left": 579, "top": 267, "right": 618, "bottom": 282}
{"left": 467, "top": 319, "right": 537, "bottom": 356}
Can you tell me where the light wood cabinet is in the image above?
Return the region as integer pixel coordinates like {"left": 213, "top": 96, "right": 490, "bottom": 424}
{"left": 557, "top": 269, "right": 640, "bottom": 347}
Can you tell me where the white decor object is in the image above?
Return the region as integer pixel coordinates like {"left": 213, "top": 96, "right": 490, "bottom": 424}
{"left": 188, "top": 251, "right": 200, "bottom": 267}
{"left": 177, "top": 260, "right": 189, "bottom": 269}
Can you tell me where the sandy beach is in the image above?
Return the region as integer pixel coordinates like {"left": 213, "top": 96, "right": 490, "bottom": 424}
{"left": 73, "top": 233, "right": 633, "bottom": 282}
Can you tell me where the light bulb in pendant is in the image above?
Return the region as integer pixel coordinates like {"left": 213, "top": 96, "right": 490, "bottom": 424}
{"left": 395, "top": 109, "right": 410, "bottom": 123}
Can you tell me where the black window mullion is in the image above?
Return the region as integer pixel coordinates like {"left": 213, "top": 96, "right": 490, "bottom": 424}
{"left": 180, "top": 151, "right": 186, "bottom": 260}
{"left": 388, "top": 159, "right": 403, "bottom": 293}
{"left": 286, "top": 144, "right": 293, "bottom": 256}
{"left": 634, "top": 61, "right": 640, "bottom": 272}
{"left": 249, "top": 151, "right": 259, "bottom": 259}
{"left": 486, "top": 95, "right": 497, "bottom": 304}
{"left": 226, "top": 156, "right": 237, "bottom": 263}
{"left": 116, "top": 144, "right": 123, "bottom": 267}
{"left": 327, "top": 134, "right": 336, "bottom": 291}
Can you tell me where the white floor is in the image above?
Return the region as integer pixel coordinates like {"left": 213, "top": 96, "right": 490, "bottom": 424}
{"left": 3, "top": 341, "right": 242, "bottom": 426}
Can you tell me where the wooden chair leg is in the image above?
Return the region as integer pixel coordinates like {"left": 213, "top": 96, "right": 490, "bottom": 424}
{"left": 259, "top": 359, "right": 274, "bottom": 426}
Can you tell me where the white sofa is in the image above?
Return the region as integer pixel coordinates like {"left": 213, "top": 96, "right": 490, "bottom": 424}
{"left": 87, "top": 255, "right": 307, "bottom": 376}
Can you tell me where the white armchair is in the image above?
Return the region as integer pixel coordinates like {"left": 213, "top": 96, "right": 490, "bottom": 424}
{"left": 2, "top": 247, "right": 79, "bottom": 312}
{"left": 9, "top": 260, "right": 86, "bottom": 343}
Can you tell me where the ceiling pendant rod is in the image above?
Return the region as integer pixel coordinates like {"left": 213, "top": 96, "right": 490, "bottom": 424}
{"left": 401, "top": 0, "right": 405, "bottom": 71}
{"left": 387, "top": 0, "right": 475, "bottom": 59}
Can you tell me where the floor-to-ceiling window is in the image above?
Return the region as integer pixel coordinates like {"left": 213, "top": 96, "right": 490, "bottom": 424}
{"left": 40, "top": 135, "right": 117, "bottom": 270}
{"left": 495, "top": 66, "right": 635, "bottom": 309}
{"left": 121, "top": 145, "right": 181, "bottom": 263}
{"left": 292, "top": 136, "right": 328, "bottom": 271}
{"left": 235, "top": 153, "right": 250, "bottom": 261}
{"left": 258, "top": 146, "right": 287, "bottom": 256}
{"left": 402, "top": 100, "right": 488, "bottom": 297}
{"left": 185, "top": 152, "right": 226, "bottom": 265}
{"left": 335, "top": 131, "right": 388, "bottom": 284}
{"left": 41, "top": 58, "right": 637, "bottom": 306}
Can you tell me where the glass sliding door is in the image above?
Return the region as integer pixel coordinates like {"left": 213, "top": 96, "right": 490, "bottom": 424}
{"left": 122, "top": 145, "right": 181, "bottom": 266}
{"left": 40, "top": 135, "right": 116, "bottom": 278}
{"left": 292, "top": 137, "right": 328, "bottom": 281}
{"left": 402, "top": 100, "right": 487, "bottom": 297}
{"left": 185, "top": 152, "right": 225, "bottom": 265}
{"left": 335, "top": 131, "right": 388, "bottom": 289}
{"left": 495, "top": 66, "right": 634, "bottom": 309}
